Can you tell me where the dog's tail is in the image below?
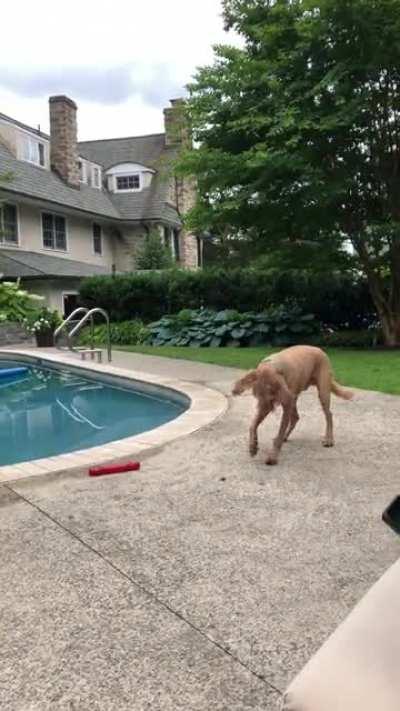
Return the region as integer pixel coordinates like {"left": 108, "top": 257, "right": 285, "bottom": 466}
{"left": 232, "top": 370, "right": 257, "bottom": 396}
{"left": 331, "top": 379, "right": 354, "bottom": 400}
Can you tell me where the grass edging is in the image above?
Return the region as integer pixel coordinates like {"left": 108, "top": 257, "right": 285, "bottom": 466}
{"left": 116, "top": 345, "right": 400, "bottom": 396}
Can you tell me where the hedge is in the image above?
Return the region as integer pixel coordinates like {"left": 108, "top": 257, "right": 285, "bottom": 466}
{"left": 79, "top": 320, "right": 148, "bottom": 347}
{"left": 79, "top": 268, "right": 375, "bottom": 329}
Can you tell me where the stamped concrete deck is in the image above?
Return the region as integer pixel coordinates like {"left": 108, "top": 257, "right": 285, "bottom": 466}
{"left": 1, "top": 350, "right": 399, "bottom": 710}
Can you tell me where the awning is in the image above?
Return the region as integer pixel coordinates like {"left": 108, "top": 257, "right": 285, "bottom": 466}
{"left": 0, "top": 248, "right": 112, "bottom": 280}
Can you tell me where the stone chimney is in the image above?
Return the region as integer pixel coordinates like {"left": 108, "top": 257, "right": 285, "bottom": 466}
{"left": 49, "top": 95, "right": 80, "bottom": 187}
{"left": 163, "top": 98, "right": 191, "bottom": 148}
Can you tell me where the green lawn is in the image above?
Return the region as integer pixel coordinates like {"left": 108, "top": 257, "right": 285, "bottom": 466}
{"left": 118, "top": 345, "right": 400, "bottom": 395}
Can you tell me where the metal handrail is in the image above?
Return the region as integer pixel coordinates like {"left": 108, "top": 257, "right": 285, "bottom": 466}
{"left": 69, "top": 308, "right": 112, "bottom": 363}
{"left": 54, "top": 307, "right": 89, "bottom": 350}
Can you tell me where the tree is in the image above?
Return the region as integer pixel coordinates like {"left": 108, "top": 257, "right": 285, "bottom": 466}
{"left": 179, "top": 0, "right": 400, "bottom": 345}
{"left": 136, "top": 229, "right": 174, "bottom": 270}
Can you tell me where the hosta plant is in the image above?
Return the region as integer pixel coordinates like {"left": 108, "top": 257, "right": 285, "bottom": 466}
{"left": 146, "top": 304, "right": 318, "bottom": 348}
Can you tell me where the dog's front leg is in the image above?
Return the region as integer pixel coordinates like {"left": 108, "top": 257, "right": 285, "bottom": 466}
{"left": 266, "top": 406, "right": 291, "bottom": 465}
{"left": 249, "top": 405, "right": 269, "bottom": 457}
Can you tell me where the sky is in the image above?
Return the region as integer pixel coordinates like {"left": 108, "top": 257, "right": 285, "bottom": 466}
{"left": 0, "top": 0, "right": 240, "bottom": 141}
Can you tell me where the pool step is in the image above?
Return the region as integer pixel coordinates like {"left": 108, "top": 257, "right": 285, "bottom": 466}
{"left": 77, "top": 348, "right": 103, "bottom": 363}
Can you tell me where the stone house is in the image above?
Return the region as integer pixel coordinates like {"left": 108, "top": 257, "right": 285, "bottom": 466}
{"left": 0, "top": 95, "right": 200, "bottom": 315}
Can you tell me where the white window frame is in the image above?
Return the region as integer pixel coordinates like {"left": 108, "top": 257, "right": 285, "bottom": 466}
{"left": 92, "top": 166, "right": 102, "bottom": 189}
{"left": 21, "top": 135, "right": 46, "bottom": 168}
{"left": 115, "top": 173, "right": 141, "bottom": 192}
{"left": 0, "top": 202, "right": 19, "bottom": 246}
{"left": 78, "top": 159, "right": 87, "bottom": 184}
{"left": 92, "top": 223, "right": 103, "bottom": 256}
{"left": 41, "top": 211, "right": 68, "bottom": 252}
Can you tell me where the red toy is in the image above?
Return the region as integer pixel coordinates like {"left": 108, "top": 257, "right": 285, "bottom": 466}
{"left": 89, "top": 461, "right": 141, "bottom": 477}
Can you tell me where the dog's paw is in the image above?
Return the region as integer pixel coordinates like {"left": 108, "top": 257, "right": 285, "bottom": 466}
{"left": 249, "top": 442, "right": 258, "bottom": 457}
{"left": 265, "top": 453, "right": 278, "bottom": 466}
{"left": 322, "top": 439, "right": 334, "bottom": 448}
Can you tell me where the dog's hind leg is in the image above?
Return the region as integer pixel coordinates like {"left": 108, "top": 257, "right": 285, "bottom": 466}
{"left": 249, "top": 404, "right": 270, "bottom": 457}
{"left": 284, "top": 400, "right": 299, "bottom": 442}
{"left": 317, "top": 373, "right": 334, "bottom": 447}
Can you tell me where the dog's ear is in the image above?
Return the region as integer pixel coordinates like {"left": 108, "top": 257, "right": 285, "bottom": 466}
{"left": 232, "top": 370, "right": 257, "bottom": 395}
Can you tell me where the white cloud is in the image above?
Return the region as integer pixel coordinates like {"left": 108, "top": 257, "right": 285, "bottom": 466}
{"left": 0, "top": 0, "right": 240, "bottom": 140}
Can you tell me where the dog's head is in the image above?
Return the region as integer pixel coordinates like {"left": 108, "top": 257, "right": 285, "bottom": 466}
{"left": 232, "top": 370, "right": 257, "bottom": 396}
{"left": 232, "top": 364, "right": 293, "bottom": 409}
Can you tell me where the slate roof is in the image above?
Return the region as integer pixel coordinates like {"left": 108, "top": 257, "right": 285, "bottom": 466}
{"left": 78, "top": 133, "right": 167, "bottom": 169}
{"left": 0, "top": 142, "right": 120, "bottom": 220}
{"left": 78, "top": 135, "right": 181, "bottom": 225}
{"left": 0, "top": 248, "right": 112, "bottom": 279}
{"left": 0, "top": 116, "right": 182, "bottom": 226}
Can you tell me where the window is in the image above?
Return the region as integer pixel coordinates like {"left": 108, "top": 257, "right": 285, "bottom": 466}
{"left": 92, "top": 167, "right": 101, "bottom": 189}
{"left": 163, "top": 226, "right": 171, "bottom": 250}
{"left": 38, "top": 143, "right": 45, "bottom": 167}
{"left": 42, "top": 213, "right": 67, "bottom": 251}
{"left": 78, "top": 160, "right": 87, "bottom": 183}
{"left": 196, "top": 236, "right": 202, "bottom": 268}
{"left": 116, "top": 174, "right": 140, "bottom": 191}
{"left": 173, "top": 229, "right": 180, "bottom": 261}
{"left": 0, "top": 203, "right": 18, "bottom": 245}
{"left": 21, "top": 136, "right": 45, "bottom": 166}
{"left": 93, "top": 223, "right": 102, "bottom": 255}
{"left": 105, "top": 163, "right": 152, "bottom": 193}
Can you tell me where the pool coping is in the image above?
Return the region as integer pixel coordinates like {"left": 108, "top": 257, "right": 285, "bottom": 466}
{"left": 0, "top": 348, "right": 228, "bottom": 484}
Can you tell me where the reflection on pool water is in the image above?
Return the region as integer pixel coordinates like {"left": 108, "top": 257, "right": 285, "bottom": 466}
{"left": 0, "top": 360, "right": 187, "bottom": 466}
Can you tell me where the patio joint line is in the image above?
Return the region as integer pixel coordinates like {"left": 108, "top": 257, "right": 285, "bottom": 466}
{"left": 5, "top": 483, "right": 283, "bottom": 699}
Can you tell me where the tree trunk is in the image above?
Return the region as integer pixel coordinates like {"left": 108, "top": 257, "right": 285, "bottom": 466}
{"left": 379, "top": 312, "right": 400, "bottom": 348}
{"left": 353, "top": 238, "right": 400, "bottom": 347}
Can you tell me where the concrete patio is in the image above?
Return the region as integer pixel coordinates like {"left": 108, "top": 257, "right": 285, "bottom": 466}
{"left": 1, "top": 350, "right": 399, "bottom": 710}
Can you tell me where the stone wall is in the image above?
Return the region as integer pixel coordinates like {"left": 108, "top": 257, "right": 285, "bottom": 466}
{"left": 112, "top": 226, "right": 148, "bottom": 272}
{"left": 175, "top": 175, "right": 198, "bottom": 268}
{"left": 0, "top": 323, "right": 34, "bottom": 347}
{"left": 165, "top": 170, "right": 199, "bottom": 269}
{"left": 163, "top": 98, "right": 191, "bottom": 148}
{"left": 49, "top": 95, "right": 80, "bottom": 187}
{"left": 163, "top": 99, "right": 199, "bottom": 269}
{"left": 179, "top": 233, "right": 199, "bottom": 269}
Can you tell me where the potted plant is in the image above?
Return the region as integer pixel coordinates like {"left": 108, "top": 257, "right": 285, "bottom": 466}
{"left": 25, "top": 307, "right": 61, "bottom": 347}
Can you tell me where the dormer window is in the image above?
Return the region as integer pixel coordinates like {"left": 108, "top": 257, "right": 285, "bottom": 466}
{"left": 78, "top": 159, "right": 101, "bottom": 189}
{"left": 21, "top": 136, "right": 45, "bottom": 167}
{"left": 92, "top": 166, "right": 102, "bottom": 189}
{"left": 106, "top": 162, "right": 154, "bottom": 193}
{"left": 116, "top": 174, "right": 140, "bottom": 191}
{"left": 78, "top": 160, "right": 87, "bottom": 183}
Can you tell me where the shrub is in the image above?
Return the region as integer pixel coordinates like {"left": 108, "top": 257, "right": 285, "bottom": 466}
{"left": 145, "top": 305, "right": 319, "bottom": 347}
{"left": 24, "top": 307, "right": 61, "bottom": 335}
{"left": 0, "top": 280, "right": 43, "bottom": 323}
{"left": 136, "top": 230, "right": 174, "bottom": 270}
{"left": 79, "top": 268, "right": 374, "bottom": 329}
{"left": 79, "top": 320, "right": 149, "bottom": 347}
{"left": 311, "top": 329, "right": 381, "bottom": 348}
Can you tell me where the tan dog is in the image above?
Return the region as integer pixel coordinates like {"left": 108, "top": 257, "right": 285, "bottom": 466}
{"left": 232, "top": 345, "right": 353, "bottom": 465}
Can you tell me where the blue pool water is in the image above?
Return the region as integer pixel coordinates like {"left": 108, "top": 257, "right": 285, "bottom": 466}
{"left": 0, "top": 360, "right": 187, "bottom": 466}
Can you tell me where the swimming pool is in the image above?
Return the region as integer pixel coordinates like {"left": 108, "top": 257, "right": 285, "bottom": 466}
{"left": 0, "top": 359, "right": 187, "bottom": 466}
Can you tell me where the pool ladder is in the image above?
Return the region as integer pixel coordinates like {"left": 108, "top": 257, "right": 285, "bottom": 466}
{"left": 54, "top": 307, "right": 112, "bottom": 363}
